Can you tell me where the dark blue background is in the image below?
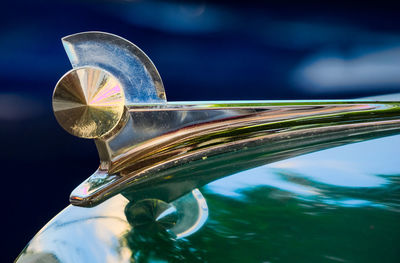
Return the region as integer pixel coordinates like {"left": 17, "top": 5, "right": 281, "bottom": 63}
{"left": 2, "top": 1, "right": 400, "bottom": 261}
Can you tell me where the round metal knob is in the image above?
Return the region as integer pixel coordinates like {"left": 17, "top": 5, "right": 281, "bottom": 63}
{"left": 52, "top": 67, "right": 125, "bottom": 139}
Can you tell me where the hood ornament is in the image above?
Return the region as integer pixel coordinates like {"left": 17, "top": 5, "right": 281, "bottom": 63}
{"left": 53, "top": 32, "right": 400, "bottom": 207}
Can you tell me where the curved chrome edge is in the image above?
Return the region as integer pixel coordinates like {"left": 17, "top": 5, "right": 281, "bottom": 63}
{"left": 62, "top": 31, "right": 166, "bottom": 104}
{"left": 70, "top": 101, "right": 400, "bottom": 207}
{"left": 16, "top": 189, "right": 208, "bottom": 262}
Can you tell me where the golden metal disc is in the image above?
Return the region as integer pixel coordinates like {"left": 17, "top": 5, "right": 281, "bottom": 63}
{"left": 53, "top": 67, "right": 125, "bottom": 139}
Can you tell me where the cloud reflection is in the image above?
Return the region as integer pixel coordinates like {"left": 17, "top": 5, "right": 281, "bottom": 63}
{"left": 206, "top": 135, "right": 400, "bottom": 209}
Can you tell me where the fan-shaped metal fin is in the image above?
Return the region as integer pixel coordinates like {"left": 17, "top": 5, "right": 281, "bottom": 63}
{"left": 62, "top": 31, "right": 166, "bottom": 104}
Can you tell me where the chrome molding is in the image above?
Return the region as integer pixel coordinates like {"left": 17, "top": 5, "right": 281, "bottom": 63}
{"left": 52, "top": 32, "right": 400, "bottom": 207}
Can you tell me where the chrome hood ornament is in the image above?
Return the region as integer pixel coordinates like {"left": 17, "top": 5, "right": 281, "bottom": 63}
{"left": 15, "top": 32, "right": 400, "bottom": 263}
{"left": 52, "top": 32, "right": 400, "bottom": 208}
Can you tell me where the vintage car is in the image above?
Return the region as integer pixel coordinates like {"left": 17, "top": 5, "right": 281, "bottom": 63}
{"left": 15, "top": 32, "right": 400, "bottom": 263}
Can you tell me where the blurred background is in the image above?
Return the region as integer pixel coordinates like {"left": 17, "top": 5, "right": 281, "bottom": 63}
{"left": 2, "top": 0, "right": 400, "bottom": 261}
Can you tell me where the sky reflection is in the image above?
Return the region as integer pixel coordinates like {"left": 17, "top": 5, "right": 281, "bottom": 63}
{"left": 206, "top": 135, "right": 400, "bottom": 208}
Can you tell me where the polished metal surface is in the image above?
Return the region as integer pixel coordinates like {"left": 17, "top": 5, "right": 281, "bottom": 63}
{"left": 72, "top": 100, "right": 400, "bottom": 206}
{"left": 53, "top": 67, "right": 125, "bottom": 138}
{"left": 62, "top": 32, "right": 166, "bottom": 104}
{"left": 48, "top": 32, "right": 400, "bottom": 207}
{"left": 16, "top": 31, "right": 400, "bottom": 262}
{"left": 16, "top": 189, "right": 208, "bottom": 263}
{"left": 16, "top": 134, "right": 400, "bottom": 263}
